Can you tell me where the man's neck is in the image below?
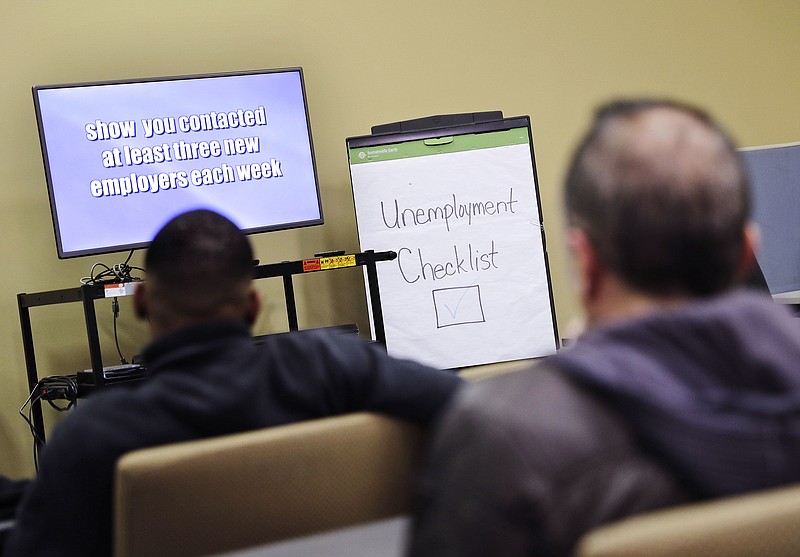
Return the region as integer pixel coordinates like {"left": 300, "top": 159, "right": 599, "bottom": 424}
{"left": 584, "top": 278, "right": 690, "bottom": 330}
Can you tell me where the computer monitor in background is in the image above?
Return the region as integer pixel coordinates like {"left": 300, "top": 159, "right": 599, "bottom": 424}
{"left": 33, "top": 67, "right": 323, "bottom": 259}
{"left": 740, "top": 142, "right": 800, "bottom": 299}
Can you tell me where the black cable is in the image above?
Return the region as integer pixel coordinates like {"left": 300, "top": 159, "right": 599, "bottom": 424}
{"left": 78, "top": 252, "right": 142, "bottom": 363}
{"left": 39, "top": 376, "right": 78, "bottom": 465}
{"left": 80, "top": 250, "right": 144, "bottom": 285}
{"left": 112, "top": 297, "right": 128, "bottom": 364}
{"left": 20, "top": 376, "right": 78, "bottom": 472}
{"left": 19, "top": 389, "right": 44, "bottom": 471}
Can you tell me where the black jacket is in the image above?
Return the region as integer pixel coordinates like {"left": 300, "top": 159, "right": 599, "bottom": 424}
{"left": 5, "top": 323, "right": 462, "bottom": 557}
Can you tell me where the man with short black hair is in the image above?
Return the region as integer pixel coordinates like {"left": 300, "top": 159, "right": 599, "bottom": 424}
{"left": 5, "top": 209, "right": 462, "bottom": 557}
{"left": 408, "top": 99, "right": 800, "bottom": 557}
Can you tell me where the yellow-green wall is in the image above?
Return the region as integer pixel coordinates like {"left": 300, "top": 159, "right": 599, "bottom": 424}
{"left": 2, "top": 1, "right": 799, "bottom": 477}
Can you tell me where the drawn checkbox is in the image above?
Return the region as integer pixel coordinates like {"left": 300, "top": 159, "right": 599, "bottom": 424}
{"left": 433, "top": 285, "right": 485, "bottom": 328}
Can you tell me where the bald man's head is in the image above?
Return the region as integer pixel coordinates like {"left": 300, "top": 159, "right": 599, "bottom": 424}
{"left": 564, "top": 100, "right": 750, "bottom": 297}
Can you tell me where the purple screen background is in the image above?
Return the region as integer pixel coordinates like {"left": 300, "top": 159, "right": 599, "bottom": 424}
{"left": 34, "top": 69, "right": 322, "bottom": 258}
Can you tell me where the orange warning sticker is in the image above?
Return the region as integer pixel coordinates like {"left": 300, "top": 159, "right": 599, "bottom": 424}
{"left": 302, "top": 259, "right": 321, "bottom": 272}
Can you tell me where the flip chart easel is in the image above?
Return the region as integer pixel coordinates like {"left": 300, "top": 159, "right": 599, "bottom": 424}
{"left": 347, "top": 113, "right": 558, "bottom": 370}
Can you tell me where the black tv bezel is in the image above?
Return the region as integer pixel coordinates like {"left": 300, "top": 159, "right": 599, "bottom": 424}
{"left": 32, "top": 66, "right": 324, "bottom": 259}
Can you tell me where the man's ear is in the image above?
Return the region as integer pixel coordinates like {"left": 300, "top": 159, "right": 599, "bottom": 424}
{"left": 567, "top": 227, "right": 604, "bottom": 304}
{"left": 244, "top": 287, "right": 261, "bottom": 327}
{"left": 738, "top": 221, "right": 761, "bottom": 281}
{"left": 133, "top": 281, "right": 148, "bottom": 320}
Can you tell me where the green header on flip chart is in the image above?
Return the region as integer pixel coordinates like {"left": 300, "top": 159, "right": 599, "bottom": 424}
{"left": 349, "top": 126, "right": 530, "bottom": 164}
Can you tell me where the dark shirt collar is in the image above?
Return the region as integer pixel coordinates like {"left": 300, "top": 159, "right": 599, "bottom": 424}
{"left": 142, "top": 320, "right": 251, "bottom": 370}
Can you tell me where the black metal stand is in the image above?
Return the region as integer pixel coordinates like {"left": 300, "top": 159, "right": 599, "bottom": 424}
{"left": 17, "top": 250, "right": 395, "bottom": 450}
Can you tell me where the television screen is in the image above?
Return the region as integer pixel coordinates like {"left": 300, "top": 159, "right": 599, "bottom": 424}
{"left": 33, "top": 67, "right": 323, "bottom": 259}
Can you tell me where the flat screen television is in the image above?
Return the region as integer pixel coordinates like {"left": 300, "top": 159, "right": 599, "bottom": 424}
{"left": 32, "top": 67, "right": 323, "bottom": 259}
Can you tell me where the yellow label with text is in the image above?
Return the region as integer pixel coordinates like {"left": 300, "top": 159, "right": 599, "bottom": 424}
{"left": 319, "top": 255, "right": 356, "bottom": 270}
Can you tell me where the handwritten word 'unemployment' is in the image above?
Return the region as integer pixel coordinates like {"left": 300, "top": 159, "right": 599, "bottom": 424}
{"left": 381, "top": 188, "right": 518, "bottom": 232}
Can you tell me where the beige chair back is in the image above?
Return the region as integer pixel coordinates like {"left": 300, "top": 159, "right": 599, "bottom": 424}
{"left": 576, "top": 482, "right": 800, "bottom": 557}
{"left": 114, "top": 412, "right": 424, "bottom": 557}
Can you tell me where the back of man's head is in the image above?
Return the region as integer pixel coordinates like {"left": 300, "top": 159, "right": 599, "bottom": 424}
{"left": 142, "top": 209, "right": 255, "bottom": 330}
{"left": 564, "top": 99, "right": 750, "bottom": 297}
